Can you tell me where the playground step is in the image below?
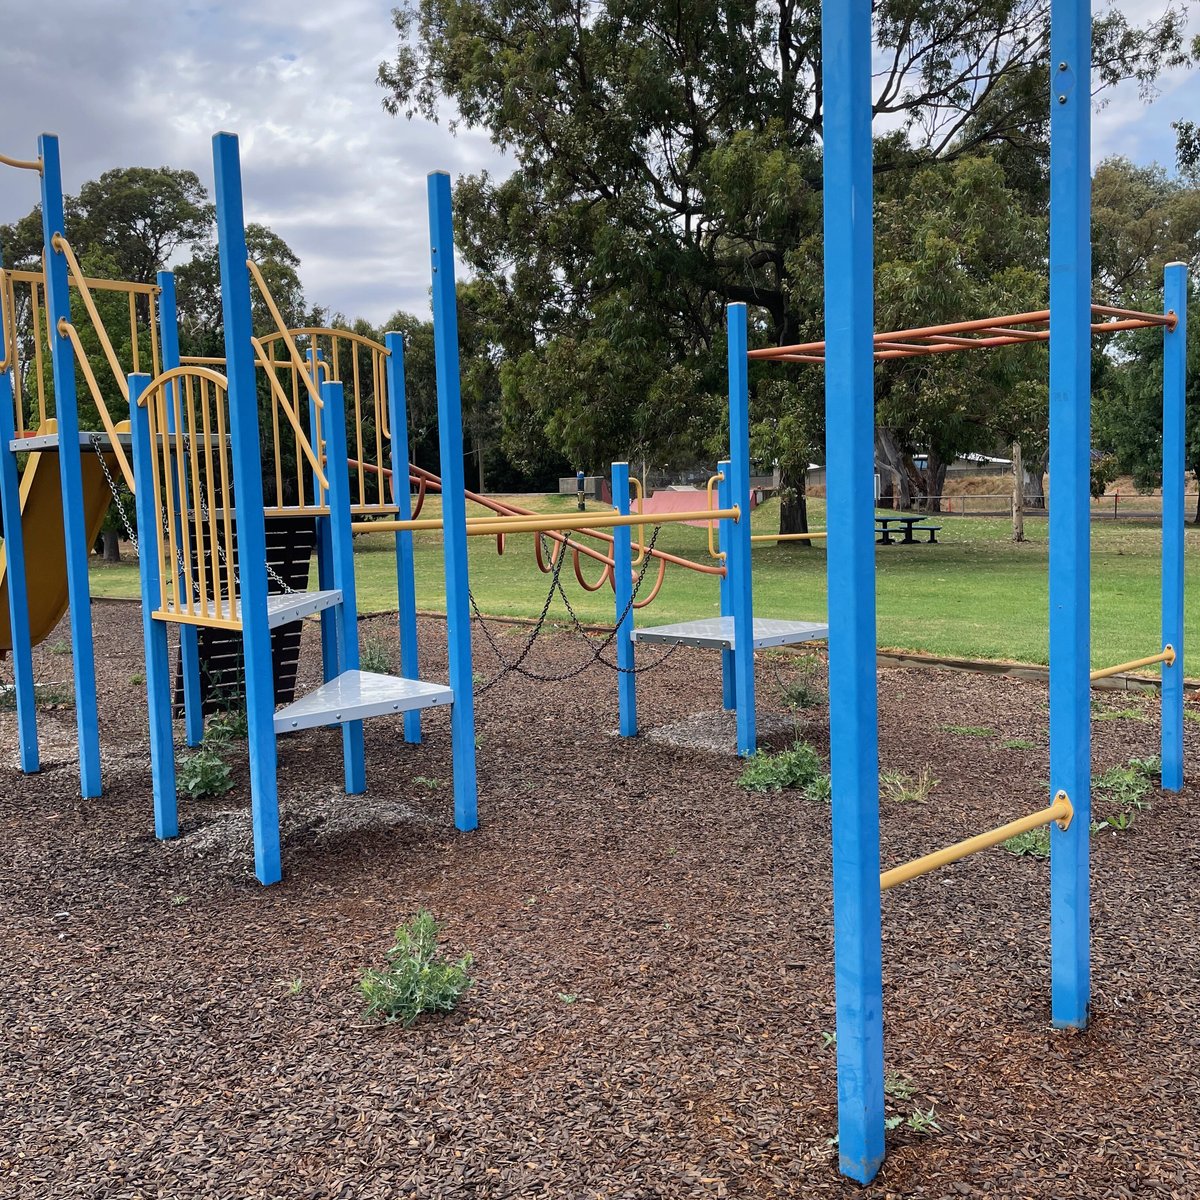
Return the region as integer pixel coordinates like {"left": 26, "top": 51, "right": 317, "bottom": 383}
{"left": 631, "top": 615, "right": 830, "bottom": 651}
{"left": 155, "top": 588, "right": 343, "bottom": 630}
{"left": 273, "top": 669, "right": 453, "bottom": 733}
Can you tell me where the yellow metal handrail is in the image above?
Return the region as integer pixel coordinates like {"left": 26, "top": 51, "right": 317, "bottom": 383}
{"left": 246, "top": 259, "right": 322, "bottom": 409}
{"left": 880, "top": 792, "right": 1074, "bottom": 891}
{"left": 629, "top": 475, "right": 647, "bottom": 565}
{"left": 706, "top": 472, "right": 725, "bottom": 561}
{"left": 0, "top": 152, "right": 42, "bottom": 173}
{"left": 1090, "top": 646, "right": 1175, "bottom": 682}
{"left": 250, "top": 336, "right": 328, "bottom": 490}
{"left": 352, "top": 506, "right": 740, "bottom": 537}
{"left": 58, "top": 319, "right": 136, "bottom": 492}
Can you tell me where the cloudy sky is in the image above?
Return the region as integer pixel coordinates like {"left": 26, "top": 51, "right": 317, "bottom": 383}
{"left": 2, "top": 1, "right": 1198, "bottom": 325}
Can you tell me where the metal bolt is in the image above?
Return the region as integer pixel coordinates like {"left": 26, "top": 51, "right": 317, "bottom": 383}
{"left": 1058, "top": 94, "right": 1067, "bottom": 104}
{"left": 1058, "top": 61, "right": 1067, "bottom": 71}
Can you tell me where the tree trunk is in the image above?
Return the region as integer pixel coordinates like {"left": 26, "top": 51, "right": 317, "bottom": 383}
{"left": 1012, "top": 440, "right": 1025, "bottom": 542}
{"left": 102, "top": 530, "right": 121, "bottom": 563}
{"left": 924, "top": 448, "right": 948, "bottom": 513}
{"left": 475, "top": 435, "right": 486, "bottom": 493}
{"left": 777, "top": 464, "right": 810, "bottom": 539}
{"left": 874, "top": 427, "right": 915, "bottom": 510}
{"left": 1193, "top": 466, "right": 1200, "bottom": 524}
{"left": 1028, "top": 450, "right": 1048, "bottom": 510}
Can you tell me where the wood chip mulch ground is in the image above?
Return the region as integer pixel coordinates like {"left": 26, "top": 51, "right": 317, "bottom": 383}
{"left": 2, "top": 598, "right": 1198, "bottom": 1199}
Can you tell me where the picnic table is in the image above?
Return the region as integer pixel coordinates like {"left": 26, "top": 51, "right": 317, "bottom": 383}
{"left": 875, "top": 514, "right": 941, "bottom": 545}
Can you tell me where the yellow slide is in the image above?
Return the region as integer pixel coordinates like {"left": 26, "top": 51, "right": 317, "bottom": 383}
{"left": 0, "top": 420, "right": 126, "bottom": 653}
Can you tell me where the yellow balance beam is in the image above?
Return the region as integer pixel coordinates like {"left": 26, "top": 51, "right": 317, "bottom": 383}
{"left": 880, "top": 792, "right": 1073, "bottom": 892}
{"left": 1090, "top": 646, "right": 1174, "bottom": 682}
{"left": 351, "top": 506, "right": 739, "bottom": 537}
{"left": 750, "top": 531, "right": 828, "bottom": 542}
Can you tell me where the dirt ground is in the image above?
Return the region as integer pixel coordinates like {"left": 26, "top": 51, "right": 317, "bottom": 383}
{"left": 2, "top": 599, "right": 1198, "bottom": 1199}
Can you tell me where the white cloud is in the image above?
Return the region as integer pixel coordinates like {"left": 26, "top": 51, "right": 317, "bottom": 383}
{"left": 0, "top": 0, "right": 509, "bottom": 323}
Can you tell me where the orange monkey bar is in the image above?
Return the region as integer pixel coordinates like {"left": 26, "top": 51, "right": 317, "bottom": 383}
{"left": 748, "top": 304, "right": 1175, "bottom": 365}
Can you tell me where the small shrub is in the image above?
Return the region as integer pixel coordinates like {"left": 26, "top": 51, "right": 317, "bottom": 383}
{"left": 905, "top": 1107, "right": 942, "bottom": 1135}
{"left": 941, "top": 724, "right": 993, "bottom": 738}
{"left": 360, "top": 910, "right": 473, "bottom": 1026}
{"left": 1003, "top": 827, "right": 1051, "bottom": 858}
{"left": 130, "top": 672, "right": 145, "bottom": 686}
{"left": 879, "top": 767, "right": 936, "bottom": 805}
{"left": 1097, "top": 810, "right": 1135, "bottom": 832}
{"left": 780, "top": 677, "right": 826, "bottom": 711}
{"left": 204, "top": 707, "right": 248, "bottom": 748}
{"left": 884, "top": 1073, "right": 916, "bottom": 1101}
{"left": 360, "top": 636, "right": 393, "bottom": 675}
{"left": 1094, "top": 706, "right": 1149, "bottom": 723}
{"left": 738, "top": 742, "right": 830, "bottom": 800}
{"left": 177, "top": 747, "right": 234, "bottom": 799}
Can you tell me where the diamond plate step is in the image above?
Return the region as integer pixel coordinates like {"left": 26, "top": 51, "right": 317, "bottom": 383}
{"left": 631, "top": 616, "right": 829, "bottom": 651}
{"left": 273, "top": 669, "right": 453, "bottom": 733}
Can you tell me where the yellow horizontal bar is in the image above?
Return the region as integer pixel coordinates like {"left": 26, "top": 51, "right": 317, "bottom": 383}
{"left": 152, "top": 609, "right": 242, "bottom": 631}
{"left": 880, "top": 792, "right": 1073, "bottom": 892}
{"left": 750, "top": 531, "right": 828, "bottom": 542}
{"left": 351, "top": 506, "right": 740, "bottom": 537}
{"left": 1090, "top": 646, "right": 1174, "bottom": 682}
{"left": 0, "top": 152, "right": 42, "bottom": 173}
{"left": 7, "top": 268, "right": 158, "bottom": 296}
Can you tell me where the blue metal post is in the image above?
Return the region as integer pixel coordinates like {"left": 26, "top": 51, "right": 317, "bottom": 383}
{"left": 822, "top": 0, "right": 885, "bottom": 1181}
{"left": 0, "top": 367, "right": 39, "bottom": 773}
{"left": 307, "top": 350, "right": 338, "bottom": 687}
{"left": 726, "top": 306, "right": 756, "bottom": 756}
{"left": 717, "top": 460, "right": 735, "bottom": 711}
{"left": 611, "top": 461, "right": 637, "bottom": 736}
{"left": 1161, "top": 262, "right": 1187, "bottom": 791}
{"left": 427, "top": 171, "right": 479, "bottom": 831}
{"left": 128, "top": 372, "right": 178, "bottom": 838}
{"left": 213, "top": 132, "right": 282, "bottom": 885}
{"left": 157, "top": 271, "right": 204, "bottom": 747}
{"left": 385, "top": 331, "right": 422, "bottom": 744}
{"left": 38, "top": 133, "right": 102, "bottom": 798}
{"left": 1047, "top": 0, "right": 1092, "bottom": 1030}
{"left": 321, "top": 378, "right": 367, "bottom": 794}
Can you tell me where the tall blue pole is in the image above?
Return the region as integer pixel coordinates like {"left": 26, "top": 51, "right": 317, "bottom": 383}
{"left": 38, "top": 133, "right": 102, "bottom": 798}
{"left": 1047, "top": 0, "right": 1092, "bottom": 1031}
{"left": 821, "top": 0, "right": 885, "bottom": 1181}
{"left": 717, "top": 460, "right": 735, "bottom": 711}
{"left": 427, "top": 171, "right": 479, "bottom": 832}
{"left": 1161, "top": 262, "right": 1187, "bottom": 792}
{"left": 611, "top": 461, "right": 637, "bottom": 736}
{"left": 213, "top": 132, "right": 282, "bottom": 885}
{"left": 129, "top": 372, "right": 178, "bottom": 839}
{"left": 157, "top": 271, "right": 204, "bottom": 747}
{"left": 307, "top": 349, "right": 339, "bottom": 688}
{"left": 385, "top": 331, "right": 423, "bottom": 744}
{"left": 321, "top": 378, "right": 367, "bottom": 794}
{"left": 0, "top": 367, "right": 39, "bottom": 773}
{"left": 726, "top": 305, "right": 756, "bottom": 757}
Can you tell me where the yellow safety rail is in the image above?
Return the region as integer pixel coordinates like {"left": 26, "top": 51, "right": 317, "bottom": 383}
{"left": 0, "top": 151, "right": 42, "bottom": 173}
{"left": 137, "top": 366, "right": 241, "bottom": 630}
{"left": 706, "top": 472, "right": 724, "bottom": 560}
{"left": 1090, "top": 646, "right": 1174, "bottom": 682}
{"left": 352, "top": 506, "right": 740, "bottom": 537}
{"left": 629, "top": 476, "right": 647, "bottom": 566}
{"left": 880, "top": 792, "right": 1074, "bottom": 891}
{"left": 1, "top": 265, "right": 159, "bottom": 434}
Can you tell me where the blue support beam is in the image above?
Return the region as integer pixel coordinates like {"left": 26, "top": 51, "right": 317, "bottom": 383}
{"left": 611, "top": 461, "right": 637, "bottom": 736}
{"left": 427, "top": 171, "right": 479, "bottom": 831}
{"left": 717, "top": 459, "right": 735, "bottom": 711}
{"left": 129, "top": 372, "right": 178, "bottom": 838}
{"left": 212, "top": 131, "right": 282, "bottom": 885}
{"left": 1161, "top": 262, "right": 1187, "bottom": 792}
{"left": 1047, "top": 0, "right": 1092, "bottom": 1031}
{"left": 385, "top": 331, "right": 423, "bottom": 744}
{"left": 307, "top": 350, "right": 339, "bottom": 688}
{"left": 821, "top": 0, "right": 886, "bottom": 1181}
{"left": 38, "top": 133, "right": 102, "bottom": 798}
{"left": 321, "top": 378, "right": 367, "bottom": 794}
{"left": 726, "top": 305, "right": 756, "bottom": 757}
{"left": 0, "top": 367, "right": 39, "bottom": 773}
{"left": 156, "top": 271, "right": 204, "bottom": 747}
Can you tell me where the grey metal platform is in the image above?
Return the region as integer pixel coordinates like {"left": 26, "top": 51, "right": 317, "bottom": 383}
{"left": 10, "top": 431, "right": 226, "bottom": 452}
{"left": 273, "top": 669, "right": 453, "bottom": 733}
{"left": 157, "top": 588, "right": 342, "bottom": 629}
{"left": 631, "top": 616, "right": 829, "bottom": 651}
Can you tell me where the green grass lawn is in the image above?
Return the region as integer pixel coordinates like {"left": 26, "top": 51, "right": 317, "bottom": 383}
{"left": 89, "top": 492, "right": 1199, "bottom": 670}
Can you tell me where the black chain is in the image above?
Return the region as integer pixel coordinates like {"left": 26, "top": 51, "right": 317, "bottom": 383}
{"left": 469, "top": 524, "right": 683, "bottom": 693}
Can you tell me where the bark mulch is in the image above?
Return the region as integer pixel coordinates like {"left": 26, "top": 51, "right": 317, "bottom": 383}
{"left": 1, "top": 599, "right": 1198, "bottom": 1198}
